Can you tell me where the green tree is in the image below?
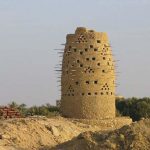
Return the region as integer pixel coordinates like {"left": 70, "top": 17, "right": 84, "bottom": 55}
{"left": 9, "top": 101, "right": 19, "bottom": 109}
{"left": 116, "top": 97, "right": 150, "bottom": 121}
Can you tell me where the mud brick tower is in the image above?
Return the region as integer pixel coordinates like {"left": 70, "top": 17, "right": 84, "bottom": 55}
{"left": 60, "top": 27, "right": 116, "bottom": 119}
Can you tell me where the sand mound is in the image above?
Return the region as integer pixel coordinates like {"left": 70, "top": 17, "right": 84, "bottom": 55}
{"left": 0, "top": 116, "right": 133, "bottom": 150}
{"left": 53, "top": 119, "right": 150, "bottom": 150}
{"left": 0, "top": 116, "right": 82, "bottom": 150}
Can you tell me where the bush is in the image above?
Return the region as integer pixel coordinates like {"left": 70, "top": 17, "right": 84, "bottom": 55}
{"left": 7, "top": 102, "right": 60, "bottom": 118}
{"left": 116, "top": 97, "right": 150, "bottom": 121}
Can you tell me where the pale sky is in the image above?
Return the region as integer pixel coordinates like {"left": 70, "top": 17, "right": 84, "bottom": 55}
{"left": 0, "top": 0, "right": 150, "bottom": 106}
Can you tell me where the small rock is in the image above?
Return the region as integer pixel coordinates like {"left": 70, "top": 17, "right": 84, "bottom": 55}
{"left": 50, "top": 126, "right": 60, "bottom": 136}
{"left": 2, "top": 134, "right": 11, "bottom": 139}
{"left": 110, "top": 143, "right": 116, "bottom": 149}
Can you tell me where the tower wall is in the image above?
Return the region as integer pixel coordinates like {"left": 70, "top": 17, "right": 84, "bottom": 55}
{"left": 60, "top": 27, "right": 116, "bottom": 119}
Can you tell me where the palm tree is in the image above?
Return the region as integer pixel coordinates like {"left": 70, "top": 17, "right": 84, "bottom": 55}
{"left": 9, "top": 101, "right": 18, "bottom": 109}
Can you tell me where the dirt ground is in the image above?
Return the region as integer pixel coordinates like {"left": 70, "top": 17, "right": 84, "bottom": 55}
{"left": 0, "top": 116, "right": 149, "bottom": 150}
{"left": 52, "top": 119, "right": 150, "bottom": 150}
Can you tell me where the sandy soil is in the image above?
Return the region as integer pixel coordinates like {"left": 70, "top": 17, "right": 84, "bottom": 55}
{"left": 53, "top": 119, "right": 150, "bottom": 150}
{"left": 0, "top": 116, "right": 148, "bottom": 150}
{"left": 0, "top": 116, "right": 112, "bottom": 150}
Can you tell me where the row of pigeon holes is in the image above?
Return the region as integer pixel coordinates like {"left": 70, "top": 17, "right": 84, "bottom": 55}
{"left": 66, "top": 40, "right": 109, "bottom": 54}
{"left": 65, "top": 63, "right": 113, "bottom": 74}
{"left": 66, "top": 44, "right": 100, "bottom": 55}
{"left": 67, "top": 42, "right": 109, "bottom": 53}
{"left": 64, "top": 58, "right": 111, "bottom": 74}
{"left": 75, "top": 81, "right": 110, "bottom": 89}
{"left": 76, "top": 56, "right": 109, "bottom": 62}
{"left": 73, "top": 45, "right": 99, "bottom": 53}
{"left": 63, "top": 91, "right": 113, "bottom": 97}
{"left": 65, "top": 69, "right": 106, "bottom": 74}
{"left": 65, "top": 67, "right": 110, "bottom": 74}
{"left": 64, "top": 58, "right": 111, "bottom": 68}
{"left": 75, "top": 80, "right": 100, "bottom": 85}
{"left": 65, "top": 46, "right": 111, "bottom": 63}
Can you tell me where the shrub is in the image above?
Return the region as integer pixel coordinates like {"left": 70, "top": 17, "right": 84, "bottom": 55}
{"left": 116, "top": 97, "right": 150, "bottom": 121}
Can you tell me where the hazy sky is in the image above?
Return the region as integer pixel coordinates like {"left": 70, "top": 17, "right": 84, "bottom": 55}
{"left": 0, "top": 0, "right": 150, "bottom": 106}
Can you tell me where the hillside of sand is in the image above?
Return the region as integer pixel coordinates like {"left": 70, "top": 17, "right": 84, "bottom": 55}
{"left": 1, "top": 117, "right": 149, "bottom": 150}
